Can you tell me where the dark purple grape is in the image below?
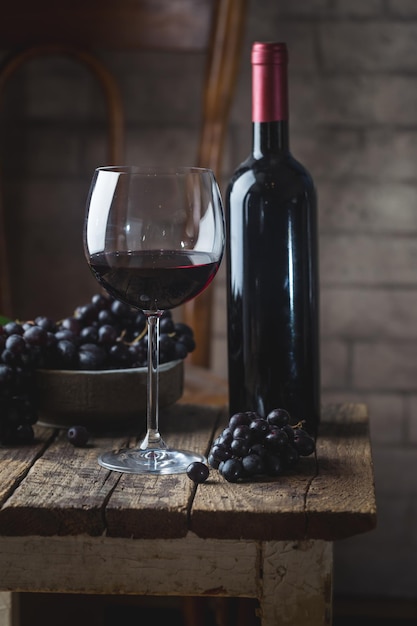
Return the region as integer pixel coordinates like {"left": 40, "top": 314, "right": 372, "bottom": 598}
{"left": 250, "top": 442, "right": 268, "bottom": 459}
{"left": 232, "top": 424, "right": 252, "bottom": 441}
{"left": 249, "top": 417, "right": 269, "bottom": 441}
{"left": 186, "top": 461, "right": 209, "bottom": 483}
{"left": 3, "top": 321, "right": 24, "bottom": 336}
{"left": 74, "top": 303, "right": 97, "bottom": 324}
{"left": 174, "top": 322, "right": 194, "bottom": 337}
{"left": 293, "top": 429, "right": 316, "bottom": 456}
{"left": 242, "top": 453, "right": 265, "bottom": 477}
{"left": 208, "top": 452, "right": 220, "bottom": 469}
{"left": 34, "top": 316, "right": 57, "bottom": 332}
{"left": 15, "top": 424, "right": 35, "bottom": 444}
{"left": 56, "top": 340, "right": 78, "bottom": 369}
{"left": 265, "top": 452, "right": 284, "bottom": 476}
{"left": 79, "top": 326, "right": 99, "bottom": 344}
{"left": 0, "top": 364, "right": 14, "bottom": 388}
{"left": 230, "top": 437, "right": 250, "bottom": 457}
{"left": 267, "top": 407, "right": 290, "bottom": 428}
{"left": 176, "top": 334, "right": 196, "bottom": 352}
{"left": 107, "top": 342, "right": 132, "bottom": 368}
{"left": 98, "top": 309, "right": 115, "bottom": 326}
{"left": 264, "top": 428, "right": 288, "bottom": 451}
{"left": 220, "top": 458, "right": 244, "bottom": 483}
{"left": 228, "top": 412, "right": 252, "bottom": 430}
{"left": 98, "top": 324, "right": 118, "bottom": 345}
{"left": 283, "top": 444, "right": 300, "bottom": 468}
{"left": 78, "top": 343, "right": 107, "bottom": 370}
{"left": 91, "top": 293, "right": 110, "bottom": 310}
{"left": 210, "top": 442, "right": 232, "bottom": 462}
{"left": 23, "top": 325, "right": 48, "bottom": 346}
{"left": 111, "top": 299, "right": 131, "bottom": 318}
{"left": 159, "top": 316, "right": 175, "bottom": 334}
{"left": 61, "top": 317, "right": 82, "bottom": 334}
{"left": 172, "top": 342, "right": 188, "bottom": 360}
{"left": 67, "top": 425, "right": 89, "bottom": 447}
{"left": 5, "top": 334, "right": 26, "bottom": 355}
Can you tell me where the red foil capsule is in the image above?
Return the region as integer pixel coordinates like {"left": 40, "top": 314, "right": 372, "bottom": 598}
{"left": 251, "top": 42, "right": 289, "bottom": 123}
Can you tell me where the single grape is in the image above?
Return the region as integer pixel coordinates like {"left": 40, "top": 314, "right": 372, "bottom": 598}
{"left": 228, "top": 412, "right": 252, "bottom": 430}
{"left": 230, "top": 437, "right": 250, "bottom": 457}
{"left": 264, "top": 452, "right": 284, "bottom": 477}
{"left": 5, "top": 334, "right": 26, "bottom": 355}
{"left": 220, "top": 458, "right": 244, "bottom": 483}
{"left": 210, "top": 442, "right": 232, "bottom": 462}
{"left": 293, "top": 429, "right": 316, "bottom": 456}
{"left": 98, "top": 324, "right": 118, "bottom": 345}
{"left": 79, "top": 326, "right": 99, "bottom": 344}
{"left": 23, "top": 325, "right": 48, "bottom": 346}
{"left": 186, "top": 461, "right": 209, "bottom": 484}
{"left": 67, "top": 425, "right": 89, "bottom": 447}
{"left": 266, "top": 407, "right": 290, "bottom": 428}
{"left": 242, "top": 453, "right": 265, "bottom": 477}
{"left": 249, "top": 417, "right": 269, "bottom": 441}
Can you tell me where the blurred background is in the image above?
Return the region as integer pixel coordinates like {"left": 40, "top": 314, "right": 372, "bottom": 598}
{"left": 1, "top": 0, "right": 417, "bottom": 620}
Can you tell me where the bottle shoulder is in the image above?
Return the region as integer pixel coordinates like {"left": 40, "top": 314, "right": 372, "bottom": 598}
{"left": 227, "top": 152, "right": 316, "bottom": 198}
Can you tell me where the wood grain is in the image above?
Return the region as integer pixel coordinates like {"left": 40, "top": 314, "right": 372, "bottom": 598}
{"left": 0, "top": 399, "right": 376, "bottom": 542}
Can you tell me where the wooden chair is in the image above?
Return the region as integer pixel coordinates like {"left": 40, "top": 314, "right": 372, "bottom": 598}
{"left": 0, "top": 0, "right": 247, "bottom": 367}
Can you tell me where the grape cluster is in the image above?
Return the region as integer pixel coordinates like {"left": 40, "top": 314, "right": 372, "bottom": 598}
{"left": 0, "top": 293, "right": 195, "bottom": 445}
{"left": 208, "top": 408, "right": 315, "bottom": 483}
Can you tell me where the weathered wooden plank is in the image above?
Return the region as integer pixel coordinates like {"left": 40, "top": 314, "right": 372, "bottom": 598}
{"left": 0, "top": 592, "right": 11, "bottom": 626}
{"left": 0, "top": 428, "right": 127, "bottom": 536}
{"left": 190, "top": 449, "right": 316, "bottom": 540}
{"left": 0, "top": 534, "right": 259, "bottom": 597}
{"left": 104, "top": 404, "right": 221, "bottom": 538}
{"left": 190, "top": 404, "right": 376, "bottom": 541}
{"left": 0, "top": 535, "right": 333, "bottom": 626}
{"left": 0, "top": 425, "right": 55, "bottom": 507}
{"left": 0, "top": 403, "right": 376, "bottom": 542}
{"left": 260, "top": 540, "right": 333, "bottom": 626}
{"left": 306, "top": 403, "right": 377, "bottom": 539}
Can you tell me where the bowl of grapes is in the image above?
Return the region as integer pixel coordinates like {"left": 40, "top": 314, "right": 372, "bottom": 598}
{"left": 0, "top": 292, "right": 191, "bottom": 439}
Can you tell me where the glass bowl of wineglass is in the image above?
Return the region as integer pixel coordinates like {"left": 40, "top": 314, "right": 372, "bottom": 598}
{"left": 83, "top": 165, "right": 225, "bottom": 474}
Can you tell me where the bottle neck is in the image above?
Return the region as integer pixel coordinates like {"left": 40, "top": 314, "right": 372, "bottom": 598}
{"left": 252, "top": 121, "right": 289, "bottom": 156}
{"left": 251, "top": 42, "right": 289, "bottom": 157}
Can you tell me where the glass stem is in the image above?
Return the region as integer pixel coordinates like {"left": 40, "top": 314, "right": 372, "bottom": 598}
{"left": 140, "top": 313, "right": 166, "bottom": 450}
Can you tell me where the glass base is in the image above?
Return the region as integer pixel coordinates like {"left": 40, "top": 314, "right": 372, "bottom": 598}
{"left": 98, "top": 446, "right": 206, "bottom": 475}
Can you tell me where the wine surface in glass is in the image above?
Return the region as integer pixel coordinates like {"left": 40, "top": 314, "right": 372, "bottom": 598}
{"left": 89, "top": 250, "right": 219, "bottom": 312}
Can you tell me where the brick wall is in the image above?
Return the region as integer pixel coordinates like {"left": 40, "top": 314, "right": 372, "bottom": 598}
{"left": 2, "top": 0, "right": 417, "bottom": 600}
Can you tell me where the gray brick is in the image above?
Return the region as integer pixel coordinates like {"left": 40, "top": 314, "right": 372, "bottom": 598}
{"left": 321, "top": 338, "right": 350, "bottom": 387}
{"left": 292, "top": 128, "right": 417, "bottom": 183}
{"left": 312, "top": 75, "right": 417, "bottom": 126}
{"left": 320, "top": 22, "right": 417, "bottom": 71}
{"left": 406, "top": 395, "right": 417, "bottom": 443}
{"left": 320, "top": 235, "right": 417, "bottom": 286}
{"left": 329, "top": 0, "right": 385, "bottom": 17}
{"left": 321, "top": 288, "right": 417, "bottom": 340}
{"left": 353, "top": 341, "right": 417, "bottom": 390}
{"left": 319, "top": 182, "right": 417, "bottom": 234}
{"left": 387, "top": 0, "right": 417, "bottom": 17}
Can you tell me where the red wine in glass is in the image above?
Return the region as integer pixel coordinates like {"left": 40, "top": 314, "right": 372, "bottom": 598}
{"left": 89, "top": 250, "right": 220, "bottom": 313}
{"left": 84, "top": 165, "right": 225, "bottom": 475}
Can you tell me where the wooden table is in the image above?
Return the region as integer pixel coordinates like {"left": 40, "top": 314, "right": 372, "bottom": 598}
{"left": 0, "top": 365, "right": 376, "bottom": 626}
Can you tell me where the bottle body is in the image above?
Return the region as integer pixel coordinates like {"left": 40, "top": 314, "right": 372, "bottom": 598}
{"left": 226, "top": 43, "right": 320, "bottom": 435}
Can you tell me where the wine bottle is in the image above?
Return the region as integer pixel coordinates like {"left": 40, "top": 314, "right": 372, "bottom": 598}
{"left": 226, "top": 41, "right": 320, "bottom": 435}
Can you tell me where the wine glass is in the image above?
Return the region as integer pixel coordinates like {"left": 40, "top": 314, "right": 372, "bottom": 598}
{"left": 83, "top": 165, "right": 225, "bottom": 474}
